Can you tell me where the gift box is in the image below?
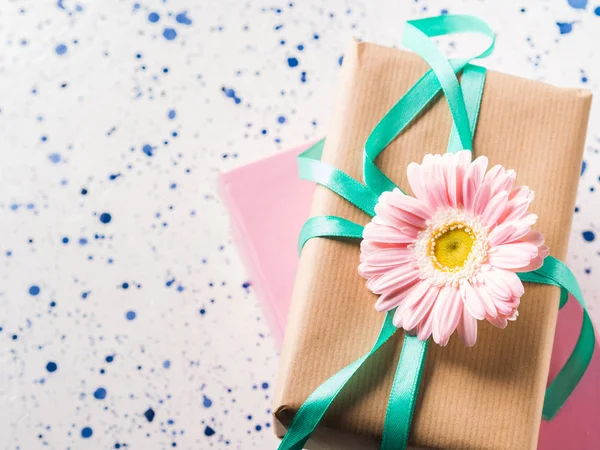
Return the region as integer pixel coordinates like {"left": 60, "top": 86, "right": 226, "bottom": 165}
{"left": 218, "top": 143, "right": 315, "bottom": 349}
{"left": 271, "top": 38, "right": 592, "bottom": 450}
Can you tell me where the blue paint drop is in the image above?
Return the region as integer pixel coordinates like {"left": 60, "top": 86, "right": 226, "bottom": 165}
{"left": 255, "top": 424, "right": 262, "bottom": 431}
{"left": 99, "top": 212, "right": 112, "bottom": 224}
{"left": 277, "top": 115, "right": 286, "bottom": 124}
{"left": 595, "top": 6, "right": 600, "bottom": 15}
{"left": 581, "top": 160, "right": 587, "bottom": 175}
{"left": 55, "top": 44, "right": 67, "bottom": 55}
{"left": 163, "top": 360, "right": 171, "bottom": 369}
{"left": 126, "top": 310, "right": 136, "bottom": 320}
{"left": 557, "top": 22, "right": 574, "bottom": 34}
{"left": 168, "top": 109, "right": 176, "bottom": 119}
{"left": 261, "top": 382, "right": 269, "bottom": 389}
{"left": 204, "top": 426, "right": 215, "bottom": 436}
{"left": 222, "top": 87, "right": 242, "bottom": 104}
{"left": 29, "top": 285, "right": 40, "bottom": 296}
{"left": 300, "top": 71, "right": 307, "bottom": 83}
{"left": 122, "top": 282, "right": 129, "bottom": 289}
{"left": 175, "top": 11, "right": 192, "bottom": 25}
{"left": 142, "top": 144, "right": 154, "bottom": 157}
{"left": 93, "top": 387, "right": 107, "bottom": 400}
{"left": 62, "top": 237, "right": 69, "bottom": 244}
{"left": 46, "top": 361, "right": 57, "bottom": 372}
{"left": 144, "top": 408, "right": 155, "bottom": 422}
{"left": 582, "top": 230, "right": 595, "bottom": 242}
{"left": 568, "top": 0, "right": 587, "bottom": 9}
{"left": 81, "top": 427, "right": 93, "bottom": 438}
{"left": 287, "top": 57, "right": 299, "bottom": 68}
{"left": 163, "top": 28, "right": 177, "bottom": 40}
{"left": 202, "top": 395, "right": 212, "bottom": 408}
{"left": 79, "top": 237, "right": 88, "bottom": 246}
{"left": 48, "top": 153, "right": 61, "bottom": 163}
{"left": 148, "top": 12, "right": 160, "bottom": 23}
{"left": 297, "top": 44, "right": 304, "bottom": 51}
{"left": 105, "top": 355, "right": 114, "bottom": 363}
{"left": 338, "top": 55, "right": 344, "bottom": 66}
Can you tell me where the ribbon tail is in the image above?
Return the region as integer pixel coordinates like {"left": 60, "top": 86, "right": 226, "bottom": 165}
{"left": 518, "top": 256, "right": 596, "bottom": 419}
{"left": 381, "top": 335, "right": 429, "bottom": 450}
{"left": 277, "top": 312, "right": 398, "bottom": 450}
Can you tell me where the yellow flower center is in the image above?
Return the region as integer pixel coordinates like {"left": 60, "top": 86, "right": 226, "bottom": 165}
{"left": 429, "top": 223, "right": 476, "bottom": 272}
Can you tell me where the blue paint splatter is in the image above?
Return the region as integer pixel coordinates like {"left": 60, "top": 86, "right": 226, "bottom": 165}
{"left": 557, "top": 22, "right": 574, "bottom": 34}
{"left": 29, "top": 285, "right": 40, "bottom": 296}
{"left": 46, "top": 361, "right": 57, "bottom": 372}
{"left": 109, "top": 173, "right": 121, "bottom": 180}
{"left": 144, "top": 408, "right": 155, "bottom": 422}
{"left": 277, "top": 115, "right": 286, "bottom": 124}
{"left": 163, "top": 360, "right": 171, "bottom": 369}
{"left": 338, "top": 55, "right": 344, "bottom": 66}
{"left": 81, "top": 427, "right": 93, "bottom": 439}
{"left": 581, "top": 160, "right": 587, "bottom": 175}
{"left": 55, "top": 44, "right": 67, "bottom": 55}
{"left": 168, "top": 109, "right": 176, "bottom": 119}
{"left": 287, "top": 57, "right": 299, "bottom": 68}
{"left": 148, "top": 12, "right": 160, "bottom": 23}
{"left": 62, "top": 237, "right": 69, "bottom": 244}
{"left": 163, "top": 28, "right": 177, "bottom": 40}
{"left": 122, "top": 282, "right": 129, "bottom": 289}
{"left": 595, "top": 6, "right": 600, "bottom": 15}
{"left": 261, "top": 382, "right": 269, "bottom": 389}
{"left": 57, "top": 0, "right": 65, "bottom": 9}
{"left": 105, "top": 355, "right": 114, "bottom": 363}
{"left": 175, "top": 11, "right": 192, "bottom": 25}
{"left": 99, "top": 212, "right": 112, "bottom": 224}
{"left": 126, "top": 310, "right": 136, "bottom": 320}
{"left": 79, "top": 237, "right": 88, "bottom": 245}
{"left": 582, "top": 230, "right": 596, "bottom": 242}
{"left": 49, "top": 153, "right": 61, "bottom": 163}
{"left": 202, "top": 395, "right": 212, "bottom": 408}
{"left": 300, "top": 71, "right": 307, "bottom": 83}
{"left": 142, "top": 144, "right": 154, "bottom": 157}
{"left": 222, "top": 87, "right": 241, "bottom": 104}
{"left": 568, "top": 0, "right": 587, "bottom": 9}
{"left": 204, "top": 426, "right": 215, "bottom": 437}
{"left": 93, "top": 387, "right": 107, "bottom": 400}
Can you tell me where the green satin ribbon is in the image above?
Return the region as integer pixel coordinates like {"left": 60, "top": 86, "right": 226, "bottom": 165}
{"left": 278, "top": 13, "right": 595, "bottom": 450}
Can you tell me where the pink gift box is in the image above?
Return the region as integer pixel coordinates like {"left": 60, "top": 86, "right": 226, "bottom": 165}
{"left": 219, "top": 143, "right": 600, "bottom": 449}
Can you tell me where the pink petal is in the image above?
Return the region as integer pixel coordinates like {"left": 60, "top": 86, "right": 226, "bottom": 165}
{"left": 379, "top": 191, "right": 433, "bottom": 223}
{"left": 416, "top": 310, "right": 434, "bottom": 341}
{"left": 363, "top": 222, "right": 415, "bottom": 244}
{"left": 454, "top": 166, "right": 465, "bottom": 209}
{"left": 488, "top": 221, "right": 531, "bottom": 246}
{"left": 491, "top": 268, "right": 525, "bottom": 297}
{"left": 407, "top": 162, "right": 427, "bottom": 201}
{"left": 471, "top": 183, "right": 493, "bottom": 216}
{"left": 362, "top": 247, "right": 414, "bottom": 267}
{"left": 374, "top": 279, "right": 419, "bottom": 312}
{"left": 518, "top": 230, "right": 545, "bottom": 247}
{"left": 487, "top": 242, "right": 539, "bottom": 269}
{"left": 395, "top": 283, "right": 438, "bottom": 330}
{"left": 469, "top": 155, "right": 489, "bottom": 187}
{"left": 457, "top": 306, "right": 478, "bottom": 347}
{"left": 460, "top": 281, "right": 486, "bottom": 320}
{"left": 366, "top": 264, "right": 420, "bottom": 294}
{"left": 515, "top": 245, "right": 549, "bottom": 272}
{"left": 472, "top": 282, "right": 498, "bottom": 318}
{"left": 432, "top": 286, "right": 462, "bottom": 346}
{"left": 456, "top": 150, "right": 472, "bottom": 168}
{"left": 480, "top": 191, "right": 509, "bottom": 227}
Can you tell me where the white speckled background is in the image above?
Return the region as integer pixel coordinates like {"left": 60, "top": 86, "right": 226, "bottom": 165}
{"left": 0, "top": 0, "right": 598, "bottom": 449}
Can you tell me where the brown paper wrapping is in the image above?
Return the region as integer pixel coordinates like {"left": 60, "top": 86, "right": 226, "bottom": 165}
{"left": 273, "top": 39, "right": 591, "bottom": 450}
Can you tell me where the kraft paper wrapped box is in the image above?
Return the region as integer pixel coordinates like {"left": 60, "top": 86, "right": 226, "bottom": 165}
{"left": 273, "top": 40, "right": 592, "bottom": 449}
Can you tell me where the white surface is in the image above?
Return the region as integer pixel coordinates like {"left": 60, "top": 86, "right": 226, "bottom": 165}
{"left": 0, "top": 0, "right": 599, "bottom": 449}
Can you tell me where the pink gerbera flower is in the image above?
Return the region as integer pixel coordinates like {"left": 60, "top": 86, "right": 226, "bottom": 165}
{"left": 358, "top": 151, "right": 548, "bottom": 347}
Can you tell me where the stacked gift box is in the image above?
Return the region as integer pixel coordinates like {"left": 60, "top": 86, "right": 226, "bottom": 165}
{"left": 219, "top": 15, "right": 599, "bottom": 450}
